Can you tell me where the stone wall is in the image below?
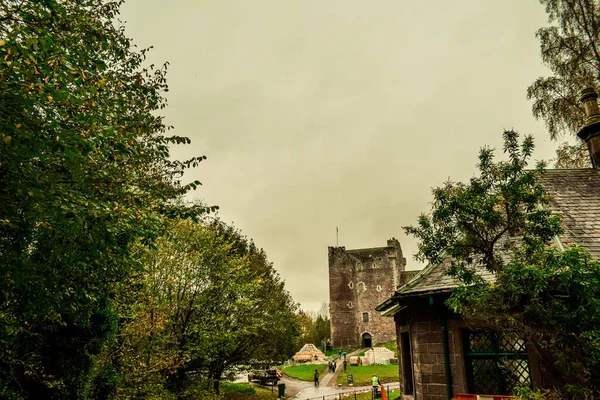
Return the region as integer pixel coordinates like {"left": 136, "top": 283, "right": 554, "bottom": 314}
{"left": 329, "top": 238, "right": 407, "bottom": 348}
{"left": 395, "top": 299, "right": 466, "bottom": 400}
{"left": 394, "top": 297, "right": 545, "bottom": 400}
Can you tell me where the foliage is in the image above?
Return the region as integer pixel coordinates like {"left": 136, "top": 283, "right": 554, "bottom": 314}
{"left": 221, "top": 386, "right": 278, "bottom": 400}
{"left": 404, "top": 131, "right": 600, "bottom": 398}
{"left": 281, "top": 364, "right": 327, "bottom": 382}
{"left": 555, "top": 141, "right": 590, "bottom": 168}
{"left": 527, "top": 0, "right": 600, "bottom": 167}
{"left": 405, "top": 130, "right": 559, "bottom": 275}
{"left": 453, "top": 247, "right": 600, "bottom": 398}
{"left": 0, "top": 1, "right": 210, "bottom": 398}
{"left": 181, "top": 384, "right": 278, "bottom": 400}
{"left": 514, "top": 385, "right": 559, "bottom": 400}
{"left": 295, "top": 303, "right": 330, "bottom": 351}
{"left": 336, "top": 364, "right": 399, "bottom": 387}
{"left": 99, "top": 217, "right": 300, "bottom": 397}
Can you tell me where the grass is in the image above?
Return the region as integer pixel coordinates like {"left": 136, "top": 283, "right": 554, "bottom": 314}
{"left": 282, "top": 364, "right": 327, "bottom": 381}
{"left": 222, "top": 383, "right": 257, "bottom": 395}
{"left": 219, "top": 383, "right": 280, "bottom": 400}
{"left": 325, "top": 347, "right": 361, "bottom": 357}
{"left": 336, "top": 364, "right": 399, "bottom": 387}
{"left": 253, "top": 386, "right": 281, "bottom": 398}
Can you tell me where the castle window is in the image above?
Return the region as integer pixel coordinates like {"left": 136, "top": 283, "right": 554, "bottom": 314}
{"left": 348, "top": 282, "right": 354, "bottom": 289}
{"left": 347, "top": 301, "right": 354, "bottom": 309}
{"left": 376, "top": 285, "right": 382, "bottom": 292}
{"left": 362, "top": 312, "right": 369, "bottom": 323}
{"left": 358, "top": 282, "right": 366, "bottom": 293}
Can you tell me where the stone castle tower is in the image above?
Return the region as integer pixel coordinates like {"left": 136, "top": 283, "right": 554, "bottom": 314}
{"left": 328, "top": 238, "right": 407, "bottom": 349}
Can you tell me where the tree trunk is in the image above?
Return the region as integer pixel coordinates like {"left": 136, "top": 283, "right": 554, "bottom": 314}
{"left": 212, "top": 364, "right": 226, "bottom": 395}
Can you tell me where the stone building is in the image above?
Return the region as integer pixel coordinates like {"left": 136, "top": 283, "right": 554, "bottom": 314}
{"left": 376, "top": 89, "right": 600, "bottom": 400}
{"left": 328, "top": 238, "right": 415, "bottom": 349}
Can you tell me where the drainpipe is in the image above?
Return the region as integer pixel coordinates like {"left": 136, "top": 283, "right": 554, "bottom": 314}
{"left": 441, "top": 309, "right": 453, "bottom": 400}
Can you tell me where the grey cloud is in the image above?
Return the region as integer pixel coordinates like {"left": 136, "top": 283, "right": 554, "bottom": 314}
{"left": 121, "top": 0, "right": 560, "bottom": 312}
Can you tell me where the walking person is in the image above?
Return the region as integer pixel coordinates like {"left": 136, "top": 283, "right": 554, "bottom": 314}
{"left": 314, "top": 369, "right": 320, "bottom": 387}
{"left": 343, "top": 359, "right": 347, "bottom": 371}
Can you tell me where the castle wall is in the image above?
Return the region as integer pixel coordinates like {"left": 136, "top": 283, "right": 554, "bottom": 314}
{"left": 329, "top": 238, "right": 406, "bottom": 348}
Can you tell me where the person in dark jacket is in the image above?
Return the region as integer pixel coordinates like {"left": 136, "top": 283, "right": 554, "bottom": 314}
{"left": 314, "top": 369, "right": 320, "bottom": 387}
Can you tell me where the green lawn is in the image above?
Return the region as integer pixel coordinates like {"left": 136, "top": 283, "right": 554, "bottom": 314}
{"left": 336, "top": 364, "right": 399, "bottom": 387}
{"left": 282, "top": 364, "right": 327, "bottom": 381}
{"left": 222, "top": 383, "right": 257, "bottom": 395}
{"left": 325, "top": 347, "right": 361, "bottom": 357}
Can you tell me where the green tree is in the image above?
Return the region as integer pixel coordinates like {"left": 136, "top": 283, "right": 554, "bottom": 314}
{"left": 295, "top": 310, "right": 316, "bottom": 348}
{"left": 179, "top": 219, "right": 299, "bottom": 395}
{"left": 405, "top": 131, "right": 600, "bottom": 398}
{"left": 527, "top": 0, "right": 600, "bottom": 167}
{"left": 0, "top": 1, "right": 208, "bottom": 398}
{"left": 295, "top": 303, "right": 330, "bottom": 351}
{"left": 105, "top": 218, "right": 299, "bottom": 397}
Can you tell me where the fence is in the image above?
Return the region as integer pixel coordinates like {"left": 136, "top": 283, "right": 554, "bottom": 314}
{"left": 303, "top": 385, "right": 398, "bottom": 400}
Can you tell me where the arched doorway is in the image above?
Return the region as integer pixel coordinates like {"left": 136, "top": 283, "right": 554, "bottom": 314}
{"left": 362, "top": 332, "right": 372, "bottom": 348}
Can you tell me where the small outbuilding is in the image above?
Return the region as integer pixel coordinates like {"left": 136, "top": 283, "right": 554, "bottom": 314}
{"left": 376, "top": 88, "right": 600, "bottom": 400}
{"left": 361, "top": 347, "right": 395, "bottom": 365}
{"left": 293, "top": 343, "right": 326, "bottom": 363}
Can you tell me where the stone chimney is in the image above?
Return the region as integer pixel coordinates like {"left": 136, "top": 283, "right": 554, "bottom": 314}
{"left": 577, "top": 87, "right": 600, "bottom": 168}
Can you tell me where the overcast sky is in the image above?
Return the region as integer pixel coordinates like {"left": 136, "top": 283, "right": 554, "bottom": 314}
{"left": 120, "top": 1, "right": 568, "bottom": 312}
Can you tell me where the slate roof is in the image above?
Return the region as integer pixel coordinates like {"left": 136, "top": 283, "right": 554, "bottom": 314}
{"left": 536, "top": 168, "right": 600, "bottom": 260}
{"left": 391, "top": 260, "right": 493, "bottom": 298}
{"left": 380, "top": 168, "right": 600, "bottom": 303}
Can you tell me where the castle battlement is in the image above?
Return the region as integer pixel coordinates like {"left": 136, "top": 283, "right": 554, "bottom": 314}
{"left": 328, "top": 238, "right": 406, "bottom": 348}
